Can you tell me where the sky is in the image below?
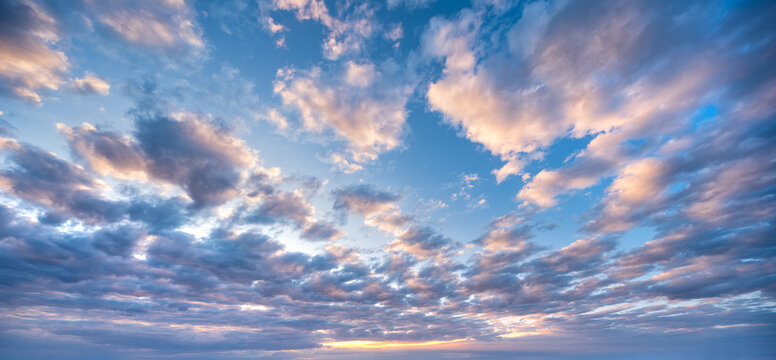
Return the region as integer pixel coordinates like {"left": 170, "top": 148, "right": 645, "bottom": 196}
{"left": 0, "top": 0, "right": 775, "bottom": 359}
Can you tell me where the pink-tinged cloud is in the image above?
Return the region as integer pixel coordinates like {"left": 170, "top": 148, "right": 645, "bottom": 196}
{"left": 274, "top": 65, "right": 410, "bottom": 172}
{"left": 0, "top": 0, "right": 68, "bottom": 103}
{"left": 59, "top": 111, "right": 255, "bottom": 207}
{"left": 70, "top": 73, "right": 110, "bottom": 95}
{"left": 85, "top": 0, "right": 204, "bottom": 55}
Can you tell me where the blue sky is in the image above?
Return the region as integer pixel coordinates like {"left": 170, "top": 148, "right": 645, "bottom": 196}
{"left": 1, "top": 0, "right": 775, "bottom": 358}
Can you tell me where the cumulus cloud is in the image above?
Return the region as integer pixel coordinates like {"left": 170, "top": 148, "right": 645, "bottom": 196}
{"left": 129, "top": 111, "right": 255, "bottom": 204}
{"left": 244, "top": 187, "right": 343, "bottom": 241}
{"left": 59, "top": 111, "right": 255, "bottom": 207}
{"left": 334, "top": 184, "right": 410, "bottom": 235}
{"left": 85, "top": 0, "right": 204, "bottom": 55}
{"left": 344, "top": 61, "right": 375, "bottom": 88}
{"left": 424, "top": 0, "right": 771, "bottom": 210}
{"left": 385, "top": 224, "right": 455, "bottom": 260}
{"left": 0, "top": 0, "right": 69, "bottom": 103}
{"left": 0, "top": 200, "right": 487, "bottom": 356}
{"left": 0, "top": 205, "right": 325, "bottom": 351}
{"left": 334, "top": 184, "right": 457, "bottom": 267}
{"left": 58, "top": 122, "right": 147, "bottom": 180}
{"left": 0, "top": 0, "right": 208, "bottom": 104}
{"left": 268, "top": 0, "right": 376, "bottom": 59}
{"left": 274, "top": 64, "right": 410, "bottom": 172}
{"left": 474, "top": 212, "right": 535, "bottom": 253}
{"left": 1, "top": 131, "right": 774, "bottom": 359}
{"left": 4, "top": 113, "right": 766, "bottom": 356}
{"left": 0, "top": 137, "right": 124, "bottom": 224}
{"left": 70, "top": 72, "right": 110, "bottom": 95}
{"left": 586, "top": 115, "right": 776, "bottom": 234}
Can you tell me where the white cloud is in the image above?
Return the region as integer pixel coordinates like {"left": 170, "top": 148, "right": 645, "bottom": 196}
{"left": 384, "top": 23, "right": 403, "bottom": 48}
{"left": 263, "top": 109, "right": 289, "bottom": 130}
{"left": 70, "top": 73, "right": 110, "bottom": 95}
{"left": 272, "top": 0, "right": 331, "bottom": 25}
{"left": 266, "top": 17, "right": 286, "bottom": 33}
{"left": 86, "top": 0, "right": 204, "bottom": 55}
{"left": 344, "top": 62, "right": 375, "bottom": 87}
{"left": 269, "top": 0, "right": 376, "bottom": 60}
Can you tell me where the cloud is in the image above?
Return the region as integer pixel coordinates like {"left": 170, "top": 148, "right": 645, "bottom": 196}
{"left": 147, "top": 229, "right": 310, "bottom": 285}
{"left": 344, "top": 61, "right": 375, "bottom": 88}
{"left": 387, "top": 0, "right": 437, "bottom": 10}
{"left": 263, "top": 108, "right": 288, "bottom": 130}
{"left": 274, "top": 64, "right": 410, "bottom": 172}
{"left": 127, "top": 196, "right": 189, "bottom": 232}
{"left": 58, "top": 122, "right": 148, "bottom": 180}
{"left": 265, "top": 16, "right": 286, "bottom": 34}
{"left": 62, "top": 111, "right": 339, "bottom": 239}
{"left": 334, "top": 183, "right": 456, "bottom": 266}
{"left": 137, "top": 110, "right": 251, "bottom": 201}
{"left": 245, "top": 191, "right": 314, "bottom": 225}
{"left": 0, "top": 205, "right": 128, "bottom": 286}
{"left": 85, "top": 0, "right": 204, "bottom": 55}
{"left": 334, "top": 184, "right": 400, "bottom": 215}
{"left": 301, "top": 221, "right": 343, "bottom": 241}
{"left": 70, "top": 73, "right": 110, "bottom": 95}
{"left": 516, "top": 152, "right": 617, "bottom": 208}
{"left": 474, "top": 212, "right": 534, "bottom": 253}
{"left": 424, "top": 0, "right": 770, "bottom": 208}
{"left": 0, "top": 137, "right": 124, "bottom": 224}
{"left": 59, "top": 111, "right": 255, "bottom": 207}
{"left": 0, "top": 0, "right": 207, "bottom": 104}
{"left": 244, "top": 188, "right": 343, "bottom": 241}
{"left": 384, "top": 23, "right": 403, "bottom": 48}
{"left": 92, "top": 225, "right": 146, "bottom": 257}
{"left": 272, "top": 0, "right": 331, "bottom": 25}
{"left": 451, "top": 172, "right": 488, "bottom": 208}
{"left": 0, "top": 0, "right": 69, "bottom": 103}
{"left": 269, "top": 0, "right": 376, "bottom": 60}
{"left": 385, "top": 224, "right": 455, "bottom": 260}
{"left": 334, "top": 184, "right": 410, "bottom": 235}
{"left": 586, "top": 95, "right": 776, "bottom": 234}
{"left": 0, "top": 205, "right": 329, "bottom": 353}
{"left": 534, "top": 238, "right": 616, "bottom": 275}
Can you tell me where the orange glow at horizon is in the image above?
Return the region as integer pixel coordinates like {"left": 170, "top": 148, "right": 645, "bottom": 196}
{"left": 322, "top": 338, "right": 469, "bottom": 349}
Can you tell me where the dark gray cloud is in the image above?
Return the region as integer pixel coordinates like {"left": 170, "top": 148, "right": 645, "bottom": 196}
{"left": 333, "top": 184, "right": 401, "bottom": 215}
{"left": 301, "top": 221, "right": 343, "bottom": 241}
{"left": 61, "top": 118, "right": 343, "bottom": 240}
{"left": 127, "top": 197, "right": 189, "bottom": 232}
{"left": 0, "top": 138, "right": 125, "bottom": 223}
{"left": 60, "top": 111, "right": 254, "bottom": 207}
{"left": 245, "top": 192, "right": 314, "bottom": 225}
{"left": 133, "top": 112, "right": 252, "bottom": 207}
{"left": 92, "top": 225, "right": 145, "bottom": 257}
{"left": 242, "top": 183, "right": 343, "bottom": 241}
